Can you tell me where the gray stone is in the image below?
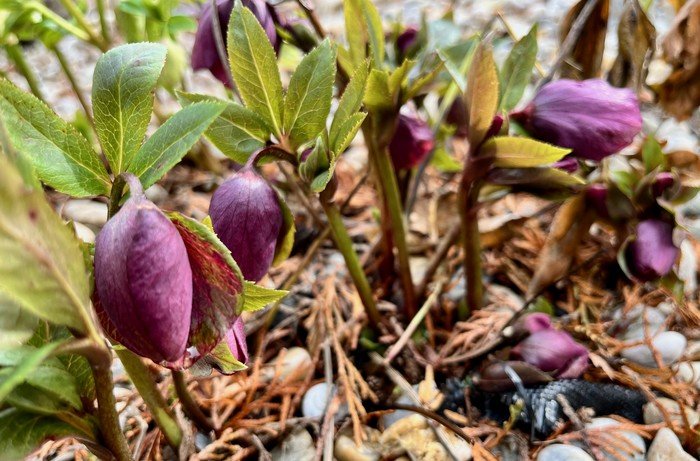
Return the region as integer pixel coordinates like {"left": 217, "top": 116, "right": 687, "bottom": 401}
{"left": 643, "top": 398, "right": 699, "bottom": 427}
{"left": 621, "top": 331, "right": 686, "bottom": 368}
{"left": 537, "top": 444, "right": 594, "bottom": 461}
{"left": 584, "top": 418, "right": 645, "bottom": 461}
{"left": 647, "top": 428, "right": 695, "bottom": 461}
{"left": 271, "top": 428, "right": 315, "bottom": 461}
{"left": 302, "top": 382, "right": 348, "bottom": 421}
{"left": 62, "top": 199, "right": 108, "bottom": 226}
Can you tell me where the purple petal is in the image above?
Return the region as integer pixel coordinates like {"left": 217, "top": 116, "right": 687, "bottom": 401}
{"left": 389, "top": 114, "right": 435, "bottom": 170}
{"left": 626, "top": 219, "right": 679, "bottom": 281}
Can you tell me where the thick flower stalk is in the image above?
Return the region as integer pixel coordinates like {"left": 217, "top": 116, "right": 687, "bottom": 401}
{"left": 95, "top": 174, "right": 193, "bottom": 364}
{"left": 512, "top": 79, "right": 642, "bottom": 161}
{"left": 192, "top": 0, "right": 280, "bottom": 86}
{"left": 209, "top": 166, "right": 284, "bottom": 282}
{"left": 625, "top": 219, "right": 679, "bottom": 281}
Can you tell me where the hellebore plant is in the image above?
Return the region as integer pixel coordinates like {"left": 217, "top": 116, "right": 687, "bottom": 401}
{"left": 625, "top": 219, "right": 679, "bottom": 282}
{"left": 510, "top": 328, "right": 589, "bottom": 379}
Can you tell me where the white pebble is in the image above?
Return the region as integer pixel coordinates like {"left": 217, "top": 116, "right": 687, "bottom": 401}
{"left": 537, "top": 444, "right": 594, "bottom": 461}
{"left": 302, "top": 382, "right": 349, "bottom": 421}
{"left": 621, "top": 331, "right": 686, "bottom": 368}
{"left": 62, "top": 199, "right": 108, "bottom": 226}
{"left": 647, "top": 428, "right": 696, "bottom": 461}
{"left": 584, "top": 418, "right": 645, "bottom": 461}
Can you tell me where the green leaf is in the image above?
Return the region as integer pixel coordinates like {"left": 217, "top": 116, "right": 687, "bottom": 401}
{"left": 129, "top": 102, "right": 224, "bottom": 188}
{"left": 344, "top": 0, "right": 384, "bottom": 67}
{"left": 273, "top": 191, "right": 295, "bottom": 266}
{"left": 430, "top": 147, "right": 462, "bottom": 173}
{"left": 283, "top": 39, "right": 336, "bottom": 149}
{"left": 464, "top": 42, "right": 499, "bottom": 148}
{"left": 331, "top": 112, "right": 366, "bottom": 156}
{"left": 499, "top": 25, "right": 538, "bottom": 112}
{"left": 228, "top": 3, "right": 284, "bottom": 138}
{"left": 299, "top": 138, "right": 334, "bottom": 192}
{"left": 642, "top": 135, "right": 664, "bottom": 173}
{"left": 329, "top": 60, "right": 369, "bottom": 149}
{"left": 0, "top": 343, "right": 60, "bottom": 403}
{"left": 92, "top": 43, "right": 167, "bottom": 174}
{"left": 0, "top": 409, "right": 79, "bottom": 460}
{"left": 0, "top": 159, "right": 92, "bottom": 332}
{"left": 177, "top": 92, "right": 269, "bottom": 163}
{"left": 364, "top": 68, "right": 392, "bottom": 112}
{"left": 241, "top": 281, "right": 287, "bottom": 313}
{"left": 168, "top": 212, "right": 244, "bottom": 355}
{"left": 0, "top": 292, "right": 37, "bottom": 350}
{"left": 190, "top": 338, "right": 247, "bottom": 376}
{"left": 482, "top": 136, "right": 570, "bottom": 168}
{"left": 0, "top": 79, "right": 110, "bottom": 197}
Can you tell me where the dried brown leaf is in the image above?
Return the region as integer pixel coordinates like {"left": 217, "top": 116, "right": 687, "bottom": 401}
{"left": 609, "top": 0, "right": 656, "bottom": 91}
{"left": 561, "top": 0, "right": 610, "bottom": 79}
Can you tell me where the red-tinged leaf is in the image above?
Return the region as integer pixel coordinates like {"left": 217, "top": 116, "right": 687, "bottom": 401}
{"left": 168, "top": 212, "right": 244, "bottom": 357}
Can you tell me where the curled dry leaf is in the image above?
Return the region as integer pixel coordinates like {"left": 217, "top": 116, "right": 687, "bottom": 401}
{"left": 560, "top": 0, "right": 610, "bottom": 79}
{"left": 526, "top": 193, "right": 595, "bottom": 297}
{"left": 608, "top": 0, "right": 656, "bottom": 91}
{"left": 658, "top": 0, "right": 700, "bottom": 120}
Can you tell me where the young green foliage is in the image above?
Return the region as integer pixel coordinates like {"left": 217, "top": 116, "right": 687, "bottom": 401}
{"left": 465, "top": 42, "right": 499, "bottom": 148}
{"left": 499, "top": 25, "right": 538, "bottom": 112}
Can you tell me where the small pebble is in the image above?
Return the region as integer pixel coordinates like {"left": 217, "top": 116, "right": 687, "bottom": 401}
{"left": 674, "top": 361, "right": 700, "bottom": 390}
{"left": 537, "top": 444, "right": 594, "bottom": 461}
{"left": 73, "top": 221, "right": 95, "bottom": 244}
{"left": 145, "top": 184, "right": 168, "bottom": 203}
{"left": 62, "top": 199, "right": 108, "bottom": 226}
{"left": 302, "top": 382, "right": 349, "bottom": 421}
{"left": 643, "top": 398, "right": 699, "bottom": 427}
{"left": 584, "top": 417, "right": 645, "bottom": 461}
{"left": 270, "top": 428, "right": 315, "bottom": 461}
{"left": 647, "top": 428, "right": 696, "bottom": 461}
{"left": 621, "top": 331, "right": 686, "bottom": 368}
{"left": 334, "top": 429, "right": 382, "bottom": 461}
{"left": 263, "top": 347, "right": 312, "bottom": 382}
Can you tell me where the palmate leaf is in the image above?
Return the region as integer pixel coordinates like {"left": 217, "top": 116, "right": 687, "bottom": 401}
{"left": 0, "top": 159, "right": 92, "bottom": 333}
{"left": 464, "top": 42, "right": 499, "bottom": 148}
{"left": 0, "top": 409, "right": 81, "bottom": 461}
{"left": 482, "top": 137, "right": 570, "bottom": 168}
{"left": 168, "top": 212, "right": 244, "bottom": 357}
{"left": 228, "top": 3, "right": 284, "bottom": 138}
{"left": 129, "top": 101, "right": 225, "bottom": 188}
{"left": 177, "top": 92, "right": 269, "bottom": 163}
{"left": 0, "top": 79, "right": 110, "bottom": 197}
{"left": 283, "top": 39, "right": 336, "bottom": 149}
{"left": 499, "top": 25, "right": 538, "bottom": 112}
{"left": 92, "top": 43, "right": 167, "bottom": 174}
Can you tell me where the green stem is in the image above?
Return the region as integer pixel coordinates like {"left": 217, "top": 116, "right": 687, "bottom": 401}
{"left": 30, "top": 2, "right": 91, "bottom": 42}
{"left": 51, "top": 45, "right": 94, "bottom": 127}
{"left": 458, "top": 169, "right": 484, "bottom": 319}
{"left": 172, "top": 370, "right": 215, "bottom": 432}
{"left": 95, "top": 0, "right": 111, "bottom": 45}
{"left": 5, "top": 44, "right": 44, "bottom": 102}
{"left": 363, "top": 120, "right": 416, "bottom": 318}
{"left": 116, "top": 349, "right": 182, "bottom": 449}
{"left": 320, "top": 199, "right": 381, "bottom": 329}
{"left": 56, "top": 0, "right": 108, "bottom": 51}
{"left": 89, "top": 348, "right": 133, "bottom": 461}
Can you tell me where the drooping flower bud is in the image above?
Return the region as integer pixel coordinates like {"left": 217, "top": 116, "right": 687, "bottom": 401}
{"left": 512, "top": 79, "right": 642, "bottom": 161}
{"left": 209, "top": 166, "right": 283, "bottom": 281}
{"left": 510, "top": 329, "right": 589, "bottom": 379}
{"left": 396, "top": 26, "right": 418, "bottom": 56}
{"left": 553, "top": 156, "right": 579, "bottom": 173}
{"left": 192, "top": 0, "right": 279, "bottom": 87}
{"left": 586, "top": 183, "right": 609, "bottom": 218}
{"left": 625, "top": 219, "right": 679, "bottom": 281}
{"left": 94, "top": 175, "right": 193, "bottom": 363}
{"left": 652, "top": 172, "right": 675, "bottom": 198}
{"left": 509, "top": 312, "right": 552, "bottom": 338}
{"left": 389, "top": 114, "right": 435, "bottom": 170}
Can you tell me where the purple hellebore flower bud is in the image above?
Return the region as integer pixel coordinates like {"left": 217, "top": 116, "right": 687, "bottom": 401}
{"left": 512, "top": 312, "right": 552, "bottom": 336}
{"left": 553, "top": 156, "right": 579, "bottom": 173}
{"left": 586, "top": 183, "right": 609, "bottom": 218}
{"left": 209, "top": 166, "right": 283, "bottom": 282}
{"left": 396, "top": 26, "right": 418, "bottom": 55}
{"left": 94, "top": 175, "right": 193, "bottom": 363}
{"left": 226, "top": 317, "right": 249, "bottom": 364}
{"left": 389, "top": 114, "right": 435, "bottom": 170}
{"left": 510, "top": 329, "right": 589, "bottom": 379}
{"left": 626, "top": 219, "right": 679, "bottom": 281}
{"left": 652, "top": 172, "right": 675, "bottom": 198}
{"left": 512, "top": 79, "right": 642, "bottom": 161}
{"left": 446, "top": 99, "right": 469, "bottom": 138}
{"left": 192, "top": 0, "right": 279, "bottom": 87}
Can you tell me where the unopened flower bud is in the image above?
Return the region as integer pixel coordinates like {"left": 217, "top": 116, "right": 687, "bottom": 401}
{"left": 511, "top": 329, "right": 589, "bottom": 379}
{"left": 94, "top": 175, "right": 193, "bottom": 363}
{"left": 508, "top": 313, "right": 552, "bottom": 338}
{"left": 226, "top": 317, "right": 248, "bottom": 364}
{"left": 586, "top": 183, "right": 609, "bottom": 218}
{"left": 512, "top": 79, "right": 642, "bottom": 161}
{"left": 396, "top": 26, "right": 418, "bottom": 56}
{"left": 652, "top": 172, "right": 675, "bottom": 198}
{"left": 625, "top": 219, "right": 679, "bottom": 281}
{"left": 209, "top": 166, "right": 283, "bottom": 281}
{"left": 389, "top": 114, "right": 435, "bottom": 170}
{"left": 192, "top": 0, "right": 279, "bottom": 86}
